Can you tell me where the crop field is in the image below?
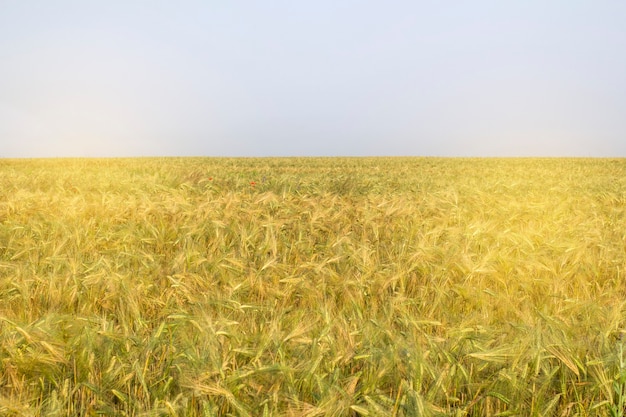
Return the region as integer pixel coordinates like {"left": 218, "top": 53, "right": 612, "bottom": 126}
{"left": 0, "top": 157, "right": 625, "bottom": 416}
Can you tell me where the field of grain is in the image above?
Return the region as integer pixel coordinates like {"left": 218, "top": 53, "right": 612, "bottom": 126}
{"left": 0, "top": 157, "right": 625, "bottom": 416}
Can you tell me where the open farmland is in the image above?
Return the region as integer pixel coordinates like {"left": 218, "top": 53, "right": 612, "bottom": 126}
{"left": 1, "top": 157, "right": 625, "bottom": 416}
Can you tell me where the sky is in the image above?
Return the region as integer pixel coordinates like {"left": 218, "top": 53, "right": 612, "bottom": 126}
{"left": 1, "top": 1, "right": 625, "bottom": 158}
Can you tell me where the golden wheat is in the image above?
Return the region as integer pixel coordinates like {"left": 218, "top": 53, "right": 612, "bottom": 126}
{"left": 0, "top": 157, "right": 625, "bottom": 416}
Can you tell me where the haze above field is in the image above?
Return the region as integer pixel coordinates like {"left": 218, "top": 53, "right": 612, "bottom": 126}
{"left": 1, "top": 1, "right": 625, "bottom": 158}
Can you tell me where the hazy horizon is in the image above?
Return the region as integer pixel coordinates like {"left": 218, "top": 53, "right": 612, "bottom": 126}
{"left": 2, "top": 1, "right": 626, "bottom": 158}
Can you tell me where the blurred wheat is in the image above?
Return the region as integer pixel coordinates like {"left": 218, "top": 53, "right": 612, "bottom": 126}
{"left": 0, "top": 157, "right": 625, "bottom": 416}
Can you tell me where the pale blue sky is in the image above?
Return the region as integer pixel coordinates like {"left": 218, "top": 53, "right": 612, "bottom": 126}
{"left": 1, "top": 1, "right": 625, "bottom": 157}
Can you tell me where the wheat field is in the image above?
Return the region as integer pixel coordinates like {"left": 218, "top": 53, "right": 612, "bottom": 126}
{"left": 0, "top": 157, "right": 625, "bottom": 416}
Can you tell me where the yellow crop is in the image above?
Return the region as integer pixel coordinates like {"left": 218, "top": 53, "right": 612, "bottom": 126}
{"left": 0, "top": 157, "right": 625, "bottom": 416}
